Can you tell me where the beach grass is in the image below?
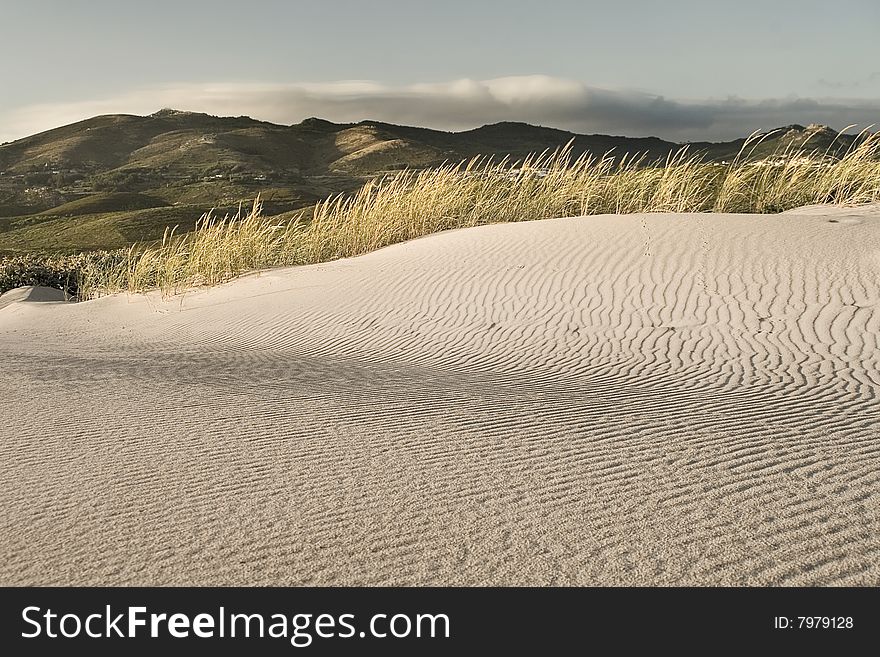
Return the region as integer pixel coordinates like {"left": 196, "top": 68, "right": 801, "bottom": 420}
{"left": 16, "top": 128, "right": 880, "bottom": 299}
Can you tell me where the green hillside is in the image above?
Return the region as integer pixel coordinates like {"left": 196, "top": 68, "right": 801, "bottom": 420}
{"left": 0, "top": 204, "right": 253, "bottom": 255}
{"left": 38, "top": 192, "right": 171, "bottom": 216}
{"left": 0, "top": 110, "right": 869, "bottom": 254}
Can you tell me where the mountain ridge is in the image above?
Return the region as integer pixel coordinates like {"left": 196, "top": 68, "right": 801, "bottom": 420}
{"left": 2, "top": 110, "right": 863, "bottom": 173}
{"left": 0, "top": 111, "right": 868, "bottom": 253}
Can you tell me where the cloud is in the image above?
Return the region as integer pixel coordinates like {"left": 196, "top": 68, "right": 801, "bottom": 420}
{"left": 2, "top": 75, "right": 879, "bottom": 144}
{"left": 817, "top": 71, "right": 880, "bottom": 91}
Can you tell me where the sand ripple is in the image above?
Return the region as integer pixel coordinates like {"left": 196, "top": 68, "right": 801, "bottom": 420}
{"left": 1, "top": 207, "right": 878, "bottom": 585}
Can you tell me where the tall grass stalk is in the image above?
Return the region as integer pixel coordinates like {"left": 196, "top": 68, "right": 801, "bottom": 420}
{"left": 78, "top": 130, "right": 880, "bottom": 298}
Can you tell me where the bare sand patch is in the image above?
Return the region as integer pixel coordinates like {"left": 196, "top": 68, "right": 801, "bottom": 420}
{"left": 1, "top": 206, "right": 878, "bottom": 585}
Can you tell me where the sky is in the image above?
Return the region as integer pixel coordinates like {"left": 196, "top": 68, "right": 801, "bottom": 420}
{"left": 1, "top": 0, "right": 879, "bottom": 142}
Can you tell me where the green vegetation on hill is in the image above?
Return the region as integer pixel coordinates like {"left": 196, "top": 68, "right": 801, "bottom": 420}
{"left": 38, "top": 192, "right": 171, "bottom": 216}
{"left": 0, "top": 204, "right": 249, "bottom": 255}
{"left": 4, "top": 130, "right": 873, "bottom": 300}
{"left": 0, "top": 111, "right": 872, "bottom": 256}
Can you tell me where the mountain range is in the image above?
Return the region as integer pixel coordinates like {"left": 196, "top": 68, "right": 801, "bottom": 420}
{"left": 0, "top": 110, "right": 864, "bottom": 253}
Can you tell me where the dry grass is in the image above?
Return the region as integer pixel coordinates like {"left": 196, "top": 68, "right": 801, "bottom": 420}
{"left": 77, "top": 129, "right": 880, "bottom": 298}
{"left": 0, "top": 251, "right": 126, "bottom": 297}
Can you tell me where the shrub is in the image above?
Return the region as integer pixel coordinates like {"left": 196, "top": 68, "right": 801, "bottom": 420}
{"left": 0, "top": 251, "right": 128, "bottom": 298}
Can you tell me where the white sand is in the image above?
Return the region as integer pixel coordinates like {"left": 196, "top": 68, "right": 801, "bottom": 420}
{"left": 1, "top": 206, "right": 878, "bottom": 585}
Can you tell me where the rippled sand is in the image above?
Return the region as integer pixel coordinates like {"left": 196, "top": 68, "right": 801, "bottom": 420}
{"left": 1, "top": 205, "right": 878, "bottom": 585}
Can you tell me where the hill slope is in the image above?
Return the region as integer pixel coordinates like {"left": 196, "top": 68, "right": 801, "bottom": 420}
{"left": 0, "top": 112, "right": 867, "bottom": 252}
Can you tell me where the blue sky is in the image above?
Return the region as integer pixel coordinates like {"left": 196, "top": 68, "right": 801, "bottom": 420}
{"left": 1, "top": 0, "right": 878, "bottom": 141}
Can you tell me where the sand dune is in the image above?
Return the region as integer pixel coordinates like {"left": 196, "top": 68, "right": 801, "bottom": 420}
{"left": 1, "top": 206, "right": 878, "bottom": 586}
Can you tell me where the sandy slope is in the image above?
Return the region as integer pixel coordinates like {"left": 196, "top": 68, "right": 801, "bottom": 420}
{"left": 1, "top": 206, "right": 878, "bottom": 586}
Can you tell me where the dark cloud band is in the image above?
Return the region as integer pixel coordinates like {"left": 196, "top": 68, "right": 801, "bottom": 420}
{"left": 3, "top": 76, "right": 878, "bottom": 143}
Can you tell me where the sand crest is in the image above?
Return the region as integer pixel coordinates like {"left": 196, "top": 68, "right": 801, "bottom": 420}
{"left": 1, "top": 206, "right": 878, "bottom": 585}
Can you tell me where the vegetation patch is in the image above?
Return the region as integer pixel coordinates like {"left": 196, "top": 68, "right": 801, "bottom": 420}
{"left": 4, "top": 131, "right": 878, "bottom": 301}
{"left": 38, "top": 192, "right": 171, "bottom": 217}
{"left": 0, "top": 251, "right": 127, "bottom": 297}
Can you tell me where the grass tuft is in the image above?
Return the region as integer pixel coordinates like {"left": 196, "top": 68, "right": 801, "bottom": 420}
{"left": 0, "top": 251, "right": 127, "bottom": 297}
{"left": 10, "top": 129, "right": 879, "bottom": 300}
